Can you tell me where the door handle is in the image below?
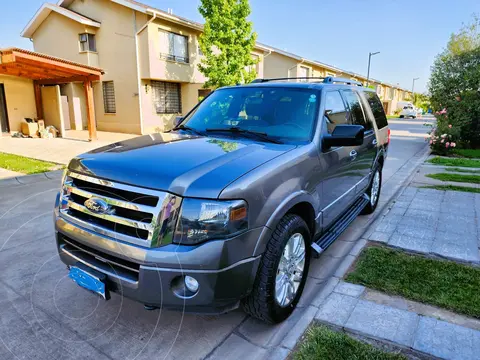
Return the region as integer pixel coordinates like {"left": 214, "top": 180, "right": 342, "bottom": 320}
{"left": 350, "top": 150, "right": 357, "bottom": 159}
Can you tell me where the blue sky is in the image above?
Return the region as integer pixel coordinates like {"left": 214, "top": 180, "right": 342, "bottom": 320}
{"left": 2, "top": 0, "right": 479, "bottom": 92}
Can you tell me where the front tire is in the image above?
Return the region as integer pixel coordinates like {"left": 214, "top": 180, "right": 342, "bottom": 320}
{"left": 361, "top": 165, "right": 382, "bottom": 215}
{"left": 242, "top": 214, "right": 311, "bottom": 323}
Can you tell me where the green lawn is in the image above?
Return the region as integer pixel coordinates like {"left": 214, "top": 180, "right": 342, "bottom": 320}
{"left": 452, "top": 148, "right": 480, "bottom": 159}
{"left": 426, "top": 172, "right": 480, "bottom": 184}
{"left": 0, "top": 152, "right": 60, "bottom": 174}
{"left": 427, "top": 156, "right": 480, "bottom": 168}
{"left": 294, "top": 325, "right": 406, "bottom": 360}
{"left": 346, "top": 247, "right": 480, "bottom": 318}
{"left": 387, "top": 115, "right": 399, "bottom": 119}
{"left": 421, "top": 185, "right": 480, "bottom": 194}
{"left": 445, "top": 167, "right": 480, "bottom": 174}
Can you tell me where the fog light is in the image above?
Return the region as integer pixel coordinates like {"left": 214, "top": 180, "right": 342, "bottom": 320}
{"left": 184, "top": 276, "right": 199, "bottom": 293}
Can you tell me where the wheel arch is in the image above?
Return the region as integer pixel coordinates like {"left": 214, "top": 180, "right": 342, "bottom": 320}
{"left": 254, "top": 192, "right": 318, "bottom": 256}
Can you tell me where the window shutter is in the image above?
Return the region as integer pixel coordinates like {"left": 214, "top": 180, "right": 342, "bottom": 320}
{"left": 102, "top": 81, "right": 116, "bottom": 114}
{"left": 152, "top": 81, "right": 182, "bottom": 114}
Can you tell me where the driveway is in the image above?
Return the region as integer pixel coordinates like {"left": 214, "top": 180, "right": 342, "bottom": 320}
{"left": 0, "top": 117, "right": 432, "bottom": 360}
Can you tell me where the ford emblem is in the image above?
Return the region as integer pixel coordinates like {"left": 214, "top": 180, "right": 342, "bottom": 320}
{"left": 84, "top": 198, "right": 111, "bottom": 215}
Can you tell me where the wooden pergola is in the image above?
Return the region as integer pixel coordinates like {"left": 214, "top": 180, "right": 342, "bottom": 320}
{"left": 0, "top": 48, "right": 104, "bottom": 140}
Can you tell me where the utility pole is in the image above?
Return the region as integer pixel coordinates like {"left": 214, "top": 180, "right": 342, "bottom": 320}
{"left": 366, "top": 51, "right": 380, "bottom": 87}
{"left": 412, "top": 77, "right": 419, "bottom": 103}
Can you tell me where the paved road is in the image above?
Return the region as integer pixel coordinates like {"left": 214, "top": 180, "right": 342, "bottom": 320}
{"left": 0, "top": 117, "right": 432, "bottom": 360}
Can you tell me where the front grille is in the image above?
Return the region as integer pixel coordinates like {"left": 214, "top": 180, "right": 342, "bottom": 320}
{"left": 59, "top": 172, "right": 180, "bottom": 247}
{"left": 59, "top": 234, "right": 140, "bottom": 274}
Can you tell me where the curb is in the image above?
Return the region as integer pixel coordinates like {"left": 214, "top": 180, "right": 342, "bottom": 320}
{"left": 270, "top": 143, "right": 431, "bottom": 359}
{"left": 0, "top": 169, "right": 64, "bottom": 188}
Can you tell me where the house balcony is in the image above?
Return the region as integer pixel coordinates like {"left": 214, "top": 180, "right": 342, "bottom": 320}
{"left": 138, "top": 23, "right": 206, "bottom": 84}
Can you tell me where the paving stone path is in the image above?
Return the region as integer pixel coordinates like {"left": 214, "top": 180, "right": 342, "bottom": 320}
{"left": 316, "top": 281, "right": 480, "bottom": 360}
{"left": 312, "top": 183, "right": 480, "bottom": 360}
{"left": 368, "top": 187, "right": 480, "bottom": 263}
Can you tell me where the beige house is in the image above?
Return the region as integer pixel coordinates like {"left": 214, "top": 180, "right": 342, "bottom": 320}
{"left": 16, "top": 0, "right": 412, "bottom": 138}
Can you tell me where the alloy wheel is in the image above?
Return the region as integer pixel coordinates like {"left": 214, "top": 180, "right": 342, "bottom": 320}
{"left": 275, "top": 233, "right": 306, "bottom": 307}
{"left": 371, "top": 170, "right": 380, "bottom": 206}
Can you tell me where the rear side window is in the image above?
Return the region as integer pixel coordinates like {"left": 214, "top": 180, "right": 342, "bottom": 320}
{"left": 341, "top": 90, "right": 373, "bottom": 131}
{"left": 323, "top": 91, "right": 349, "bottom": 134}
{"left": 365, "top": 91, "right": 388, "bottom": 129}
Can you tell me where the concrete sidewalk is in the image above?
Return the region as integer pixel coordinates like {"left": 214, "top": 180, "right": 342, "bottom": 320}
{"left": 0, "top": 168, "right": 22, "bottom": 180}
{"left": 368, "top": 187, "right": 480, "bottom": 263}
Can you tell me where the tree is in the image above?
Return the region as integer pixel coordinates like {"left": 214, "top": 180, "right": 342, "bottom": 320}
{"left": 445, "top": 14, "right": 480, "bottom": 57}
{"left": 198, "top": 0, "right": 258, "bottom": 89}
{"left": 413, "top": 93, "right": 431, "bottom": 112}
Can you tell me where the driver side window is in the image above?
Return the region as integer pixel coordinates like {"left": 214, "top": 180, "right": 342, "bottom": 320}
{"left": 324, "top": 91, "right": 349, "bottom": 134}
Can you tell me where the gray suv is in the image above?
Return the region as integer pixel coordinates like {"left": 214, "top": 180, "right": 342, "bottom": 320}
{"left": 54, "top": 77, "right": 389, "bottom": 323}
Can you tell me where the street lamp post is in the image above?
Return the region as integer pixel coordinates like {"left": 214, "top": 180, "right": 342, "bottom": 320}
{"left": 366, "top": 51, "right": 380, "bottom": 87}
{"left": 412, "top": 77, "right": 419, "bottom": 103}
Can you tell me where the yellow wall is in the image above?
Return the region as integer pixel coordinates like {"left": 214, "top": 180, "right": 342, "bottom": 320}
{"left": 139, "top": 80, "right": 204, "bottom": 133}
{"left": 69, "top": 0, "right": 146, "bottom": 134}
{"left": 32, "top": 0, "right": 146, "bottom": 134}
{"left": 0, "top": 75, "right": 37, "bottom": 133}
{"left": 32, "top": 11, "right": 95, "bottom": 65}
{"left": 41, "top": 85, "right": 64, "bottom": 136}
{"left": 263, "top": 53, "right": 298, "bottom": 79}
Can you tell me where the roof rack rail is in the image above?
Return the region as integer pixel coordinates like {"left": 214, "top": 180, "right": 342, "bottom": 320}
{"left": 323, "top": 77, "right": 363, "bottom": 86}
{"left": 251, "top": 77, "right": 326, "bottom": 83}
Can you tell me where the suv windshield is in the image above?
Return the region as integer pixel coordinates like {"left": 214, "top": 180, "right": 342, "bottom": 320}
{"left": 181, "top": 87, "right": 320, "bottom": 142}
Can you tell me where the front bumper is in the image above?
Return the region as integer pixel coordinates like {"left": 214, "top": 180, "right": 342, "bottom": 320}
{"left": 55, "top": 215, "right": 266, "bottom": 314}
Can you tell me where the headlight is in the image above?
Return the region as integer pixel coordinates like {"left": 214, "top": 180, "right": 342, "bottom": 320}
{"left": 173, "top": 199, "right": 248, "bottom": 245}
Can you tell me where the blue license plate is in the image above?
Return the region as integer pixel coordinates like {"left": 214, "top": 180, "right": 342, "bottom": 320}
{"left": 69, "top": 266, "right": 107, "bottom": 300}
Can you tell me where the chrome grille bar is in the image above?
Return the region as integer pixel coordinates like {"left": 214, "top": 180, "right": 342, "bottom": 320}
{"left": 65, "top": 184, "right": 156, "bottom": 213}
{"left": 68, "top": 172, "right": 162, "bottom": 197}
{"left": 59, "top": 171, "right": 181, "bottom": 248}
{"left": 67, "top": 201, "right": 154, "bottom": 231}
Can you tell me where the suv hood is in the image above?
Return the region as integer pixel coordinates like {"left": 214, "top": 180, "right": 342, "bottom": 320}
{"left": 69, "top": 132, "right": 295, "bottom": 198}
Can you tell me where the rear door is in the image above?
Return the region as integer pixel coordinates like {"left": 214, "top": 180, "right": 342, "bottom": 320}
{"left": 319, "top": 90, "right": 358, "bottom": 228}
{"left": 363, "top": 91, "right": 389, "bottom": 149}
{"left": 341, "top": 89, "right": 377, "bottom": 194}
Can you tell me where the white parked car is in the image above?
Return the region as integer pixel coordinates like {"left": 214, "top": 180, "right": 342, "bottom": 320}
{"left": 400, "top": 105, "right": 417, "bottom": 118}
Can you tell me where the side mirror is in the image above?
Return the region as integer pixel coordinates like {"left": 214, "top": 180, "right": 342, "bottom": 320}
{"left": 174, "top": 116, "right": 184, "bottom": 127}
{"left": 323, "top": 125, "right": 364, "bottom": 148}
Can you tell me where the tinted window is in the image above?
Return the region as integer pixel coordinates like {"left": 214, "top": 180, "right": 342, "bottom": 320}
{"left": 183, "top": 87, "right": 319, "bottom": 142}
{"left": 324, "top": 91, "right": 348, "bottom": 134}
{"left": 341, "top": 90, "right": 372, "bottom": 131}
{"left": 365, "top": 91, "right": 388, "bottom": 129}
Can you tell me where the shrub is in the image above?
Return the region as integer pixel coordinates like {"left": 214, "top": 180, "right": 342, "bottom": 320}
{"left": 425, "top": 118, "right": 460, "bottom": 155}
{"left": 428, "top": 46, "right": 480, "bottom": 148}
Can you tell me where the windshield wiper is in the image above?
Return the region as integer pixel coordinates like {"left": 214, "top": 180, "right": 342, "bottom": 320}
{"left": 171, "top": 125, "right": 205, "bottom": 136}
{"left": 205, "top": 127, "right": 283, "bottom": 144}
